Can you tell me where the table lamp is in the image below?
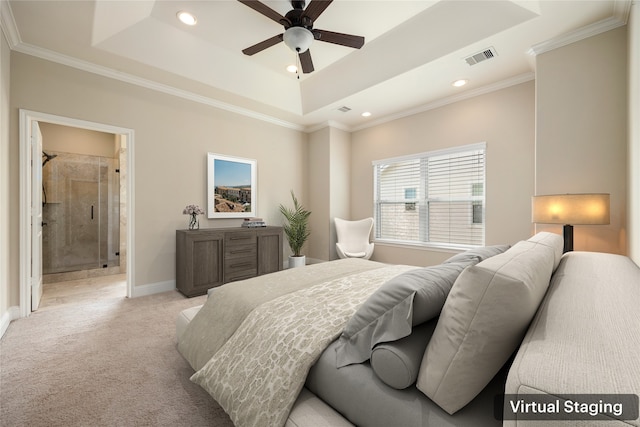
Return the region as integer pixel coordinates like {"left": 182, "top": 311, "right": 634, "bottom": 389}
{"left": 531, "top": 193, "right": 610, "bottom": 253}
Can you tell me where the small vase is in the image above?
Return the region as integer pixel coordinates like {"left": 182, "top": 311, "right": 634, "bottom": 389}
{"left": 188, "top": 214, "right": 199, "bottom": 230}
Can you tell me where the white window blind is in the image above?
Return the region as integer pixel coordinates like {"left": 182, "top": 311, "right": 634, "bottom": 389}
{"left": 373, "top": 143, "right": 486, "bottom": 249}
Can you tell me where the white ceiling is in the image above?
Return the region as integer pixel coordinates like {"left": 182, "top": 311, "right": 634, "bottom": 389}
{"left": 3, "top": 0, "right": 630, "bottom": 131}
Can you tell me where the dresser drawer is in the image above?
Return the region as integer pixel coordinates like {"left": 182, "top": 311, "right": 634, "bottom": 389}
{"left": 225, "top": 257, "right": 257, "bottom": 282}
{"left": 225, "top": 231, "right": 257, "bottom": 246}
{"left": 225, "top": 243, "right": 257, "bottom": 260}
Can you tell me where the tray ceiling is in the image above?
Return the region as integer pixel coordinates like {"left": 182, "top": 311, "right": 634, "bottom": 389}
{"left": 4, "top": 0, "right": 628, "bottom": 130}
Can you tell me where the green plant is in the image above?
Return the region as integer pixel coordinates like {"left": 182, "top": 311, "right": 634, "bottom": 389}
{"left": 279, "top": 190, "right": 311, "bottom": 257}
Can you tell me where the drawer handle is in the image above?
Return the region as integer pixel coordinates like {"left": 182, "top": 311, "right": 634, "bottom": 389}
{"left": 230, "top": 249, "right": 253, "bottom": 254}
{"left": 231, "top": 262, "right": 253, "bottom": 268}
{"left": 230, "top": 236, "right": 251, "bottom": 241}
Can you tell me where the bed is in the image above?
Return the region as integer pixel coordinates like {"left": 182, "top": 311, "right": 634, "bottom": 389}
{"left": 178, "top": 258, "right": 416, "bottom": 426}
{"left": 177, "top": 235, "right": 568, "bottom": 427}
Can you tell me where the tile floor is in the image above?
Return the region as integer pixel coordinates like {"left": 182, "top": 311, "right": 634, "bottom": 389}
{"left": 38, "top": 273, "right": 127, "bottom": 311}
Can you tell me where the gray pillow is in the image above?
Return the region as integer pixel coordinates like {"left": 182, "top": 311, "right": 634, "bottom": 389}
{"left": 370, "top": 319, "right": 437, "bottom": 389}
{"left": 335, "top": 261, "right": 471, "bottom": 368}
{"left": 443, "top": 244, "right": 510, "bottom": 264}
{"left": 416, "top": 233, "right": 563, "bottom": 414}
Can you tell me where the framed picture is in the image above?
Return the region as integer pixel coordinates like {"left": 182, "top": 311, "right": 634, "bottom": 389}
{"left": 207, "top": 153, "right": 257, "bottom": 219}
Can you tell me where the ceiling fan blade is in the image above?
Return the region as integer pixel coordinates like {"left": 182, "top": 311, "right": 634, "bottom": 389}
{"left": 238, "top": 0, "right": 287, "bottom": 25}
{"left": 313, "top": 29, "right": 364, "bottom": 49}
{"left": 302, "top": 0, "right": 333, "bottom": 22}
{"left": 242, "top": 34, "right": 284, "bottom": 55}
{"left": 299, "top": 50, "right": 314, "bottom": 73}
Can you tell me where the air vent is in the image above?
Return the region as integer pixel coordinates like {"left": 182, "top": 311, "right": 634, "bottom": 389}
{"left": 465, "top": 47, "right": 498, "bottom": 66}
{"left": 337, "top": 106, "right": 352, "bottom": 113}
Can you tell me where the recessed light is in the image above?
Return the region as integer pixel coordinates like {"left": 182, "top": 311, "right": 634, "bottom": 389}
{"left": 177, "top": 11, "right": 197, "bottom": 26}
{"left": 286, "top": 65, "right": 298, "bottom": 73}
{"left": 452, "top": 79, "right": 468, "bottom": 87}
{"left": 361, "top": 112, "right": 372, "bottom": 117}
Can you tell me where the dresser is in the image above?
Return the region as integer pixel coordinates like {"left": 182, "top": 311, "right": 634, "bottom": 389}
{"left": 176, "top": 226, "right": 283, "bottom": 297}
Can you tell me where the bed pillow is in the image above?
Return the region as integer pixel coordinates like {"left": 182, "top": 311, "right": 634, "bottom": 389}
{"left": 370, "top": 319, "right": 437, "bottom": 390}
{"left": 335, "top": 260, "right": 470, "bottom": 368}
{"left": 443, "top": 244, "right": 510, "bottom": 264}
{"left": 527, "top": 231, "right": 564, "bottom": 270}
{"left": 416, "top": 232, "right": 563, "bottom": 414}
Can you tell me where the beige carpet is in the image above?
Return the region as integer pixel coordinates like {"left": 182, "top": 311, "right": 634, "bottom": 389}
{"left": 0, "top": 290, "right": 234, "bottom": 427}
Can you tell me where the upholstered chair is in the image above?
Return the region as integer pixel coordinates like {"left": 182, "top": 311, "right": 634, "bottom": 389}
{"left": 335, "top": 217, "right": 375, "bottom": 259}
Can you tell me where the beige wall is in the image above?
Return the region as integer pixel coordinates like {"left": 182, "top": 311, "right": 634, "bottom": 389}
{"left": 350, "top": 81, "right": 536, "bottom": 267}
{"left": 8, "top": 52, "right": 307, "bottom": 304}
{"left": 307, "top": 127, "right": 330, "bottom": 260}
{"left": 307, "top": 126, "right": 352, "bottom": 262}
{"left": 40, "top": 122, "right": 117, "bottom": 158}
{"left": 535, "top": 26, "right": 627, "bottom": 254}
{"left": 1, "top": 28, "right": 11, "bottom": 329}
{"left": 328, "top": 127, "right": 351, "bottom": 260}
{"left": 629, "top": 3, "right": 640, "bottom": 265}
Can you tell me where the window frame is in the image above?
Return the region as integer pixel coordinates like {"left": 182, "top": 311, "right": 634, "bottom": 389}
{"left": 372, "top": 142, "right": 486, "bottom": 250}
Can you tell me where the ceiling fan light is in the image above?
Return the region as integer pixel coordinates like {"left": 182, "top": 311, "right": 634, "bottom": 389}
{"left": 283, "top": 27, "right": 313, "bottom": 53}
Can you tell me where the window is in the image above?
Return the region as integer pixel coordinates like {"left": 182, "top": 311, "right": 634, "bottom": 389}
{"left": 471, "top": 182, "right": 484, "bottom": 224}
{"left": 404, "top": 187, "right": 417, "bottom": 211}
{"left": 373, "top": 143, "right": 486, "bottom": 249}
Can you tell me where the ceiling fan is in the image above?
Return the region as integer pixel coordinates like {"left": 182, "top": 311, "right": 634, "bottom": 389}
{"left": 238, "top": 0, "right": 365, "bottom": 74}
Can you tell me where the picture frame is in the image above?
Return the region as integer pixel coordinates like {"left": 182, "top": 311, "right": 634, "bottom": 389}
{"left": 207, "top": 153, "right": 257, "bottom": 219}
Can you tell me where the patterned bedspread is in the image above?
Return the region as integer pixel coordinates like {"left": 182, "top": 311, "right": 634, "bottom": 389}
{"left": 178, "top": 258, "right": 387, "bottom": 371}
{"left": 190, "top": 263, "right": 415, "bottom": 427}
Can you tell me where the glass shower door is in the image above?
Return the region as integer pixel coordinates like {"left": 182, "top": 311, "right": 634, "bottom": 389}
{"left": 67, "top": 178, "right": 100, "bottom": 269}
{"left": 42, "top": 152, "right": 120, "bottom": 274}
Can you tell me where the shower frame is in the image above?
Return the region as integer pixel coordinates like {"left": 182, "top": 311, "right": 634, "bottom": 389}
{"left": 42, "top": 151, "right": 121, "bottom": 275}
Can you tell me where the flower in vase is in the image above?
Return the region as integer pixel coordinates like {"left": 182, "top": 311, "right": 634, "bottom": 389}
{"left": 183, "top": 204, "right": 205, "bottom": 229}
{"left": 183, "top": 204, "right": 205, "bottom": 215}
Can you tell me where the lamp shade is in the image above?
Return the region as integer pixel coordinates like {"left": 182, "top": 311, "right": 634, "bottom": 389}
{"left": 531, "top": 194, "right": 610, "bottom": 225}
{"left": 283, "top": 27, "right": 313, "bottom": 53}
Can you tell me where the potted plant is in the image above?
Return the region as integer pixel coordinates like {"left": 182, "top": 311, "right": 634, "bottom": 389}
{"left": 279, "top": 190, "right": 311, "bottom": 268}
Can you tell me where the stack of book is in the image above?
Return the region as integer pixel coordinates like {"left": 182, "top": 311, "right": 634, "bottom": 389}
{"left": 242, "top": 217, "right": 266, "bottom": 228}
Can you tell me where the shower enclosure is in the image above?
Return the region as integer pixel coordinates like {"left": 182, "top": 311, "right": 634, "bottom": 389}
{"left": 42, "top": 151, "right": 120, "bottom": 274}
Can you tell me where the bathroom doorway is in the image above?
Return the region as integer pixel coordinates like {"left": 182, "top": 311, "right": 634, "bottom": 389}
{"left": 39, "top": 123, "right": 125, "bottom": 282}
{"left": 19, "top": 110, "right": 134, "bottom": 317}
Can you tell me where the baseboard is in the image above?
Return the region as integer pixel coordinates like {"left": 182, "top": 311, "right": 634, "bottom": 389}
{"left": 1, "top": 306, "right": 21, "bottom": 339}
{"left": 131, "top": 280, "right": 176, "bottom": 298}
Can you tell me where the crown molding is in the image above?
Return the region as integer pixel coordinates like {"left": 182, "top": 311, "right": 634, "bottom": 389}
{"left": 10, "top": 39, "right": 305, "bottom": 132}
{"left": 304, "top": 119, "right": 351, "bottom": 134}
{"left": 350, "top": 72, "right": 535, "bottom": 133}
{"left": 3, "top": 0, "right": 629, "bottom": 135}
{"left": 2, "top": 0, "right": 305, "bottom": 132}
{"left": 613, "top": 0, "right": 632, "bottom": 24}
{"left": 0, "top": 0, "right": 20, "bottom": 47}
{"left": 528, "top": 12, "right": 628, "bottom": 57}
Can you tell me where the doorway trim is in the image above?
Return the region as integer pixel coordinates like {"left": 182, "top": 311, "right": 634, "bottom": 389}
{"left": 19, "top": 109, "right": 135, "bottom": 317}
